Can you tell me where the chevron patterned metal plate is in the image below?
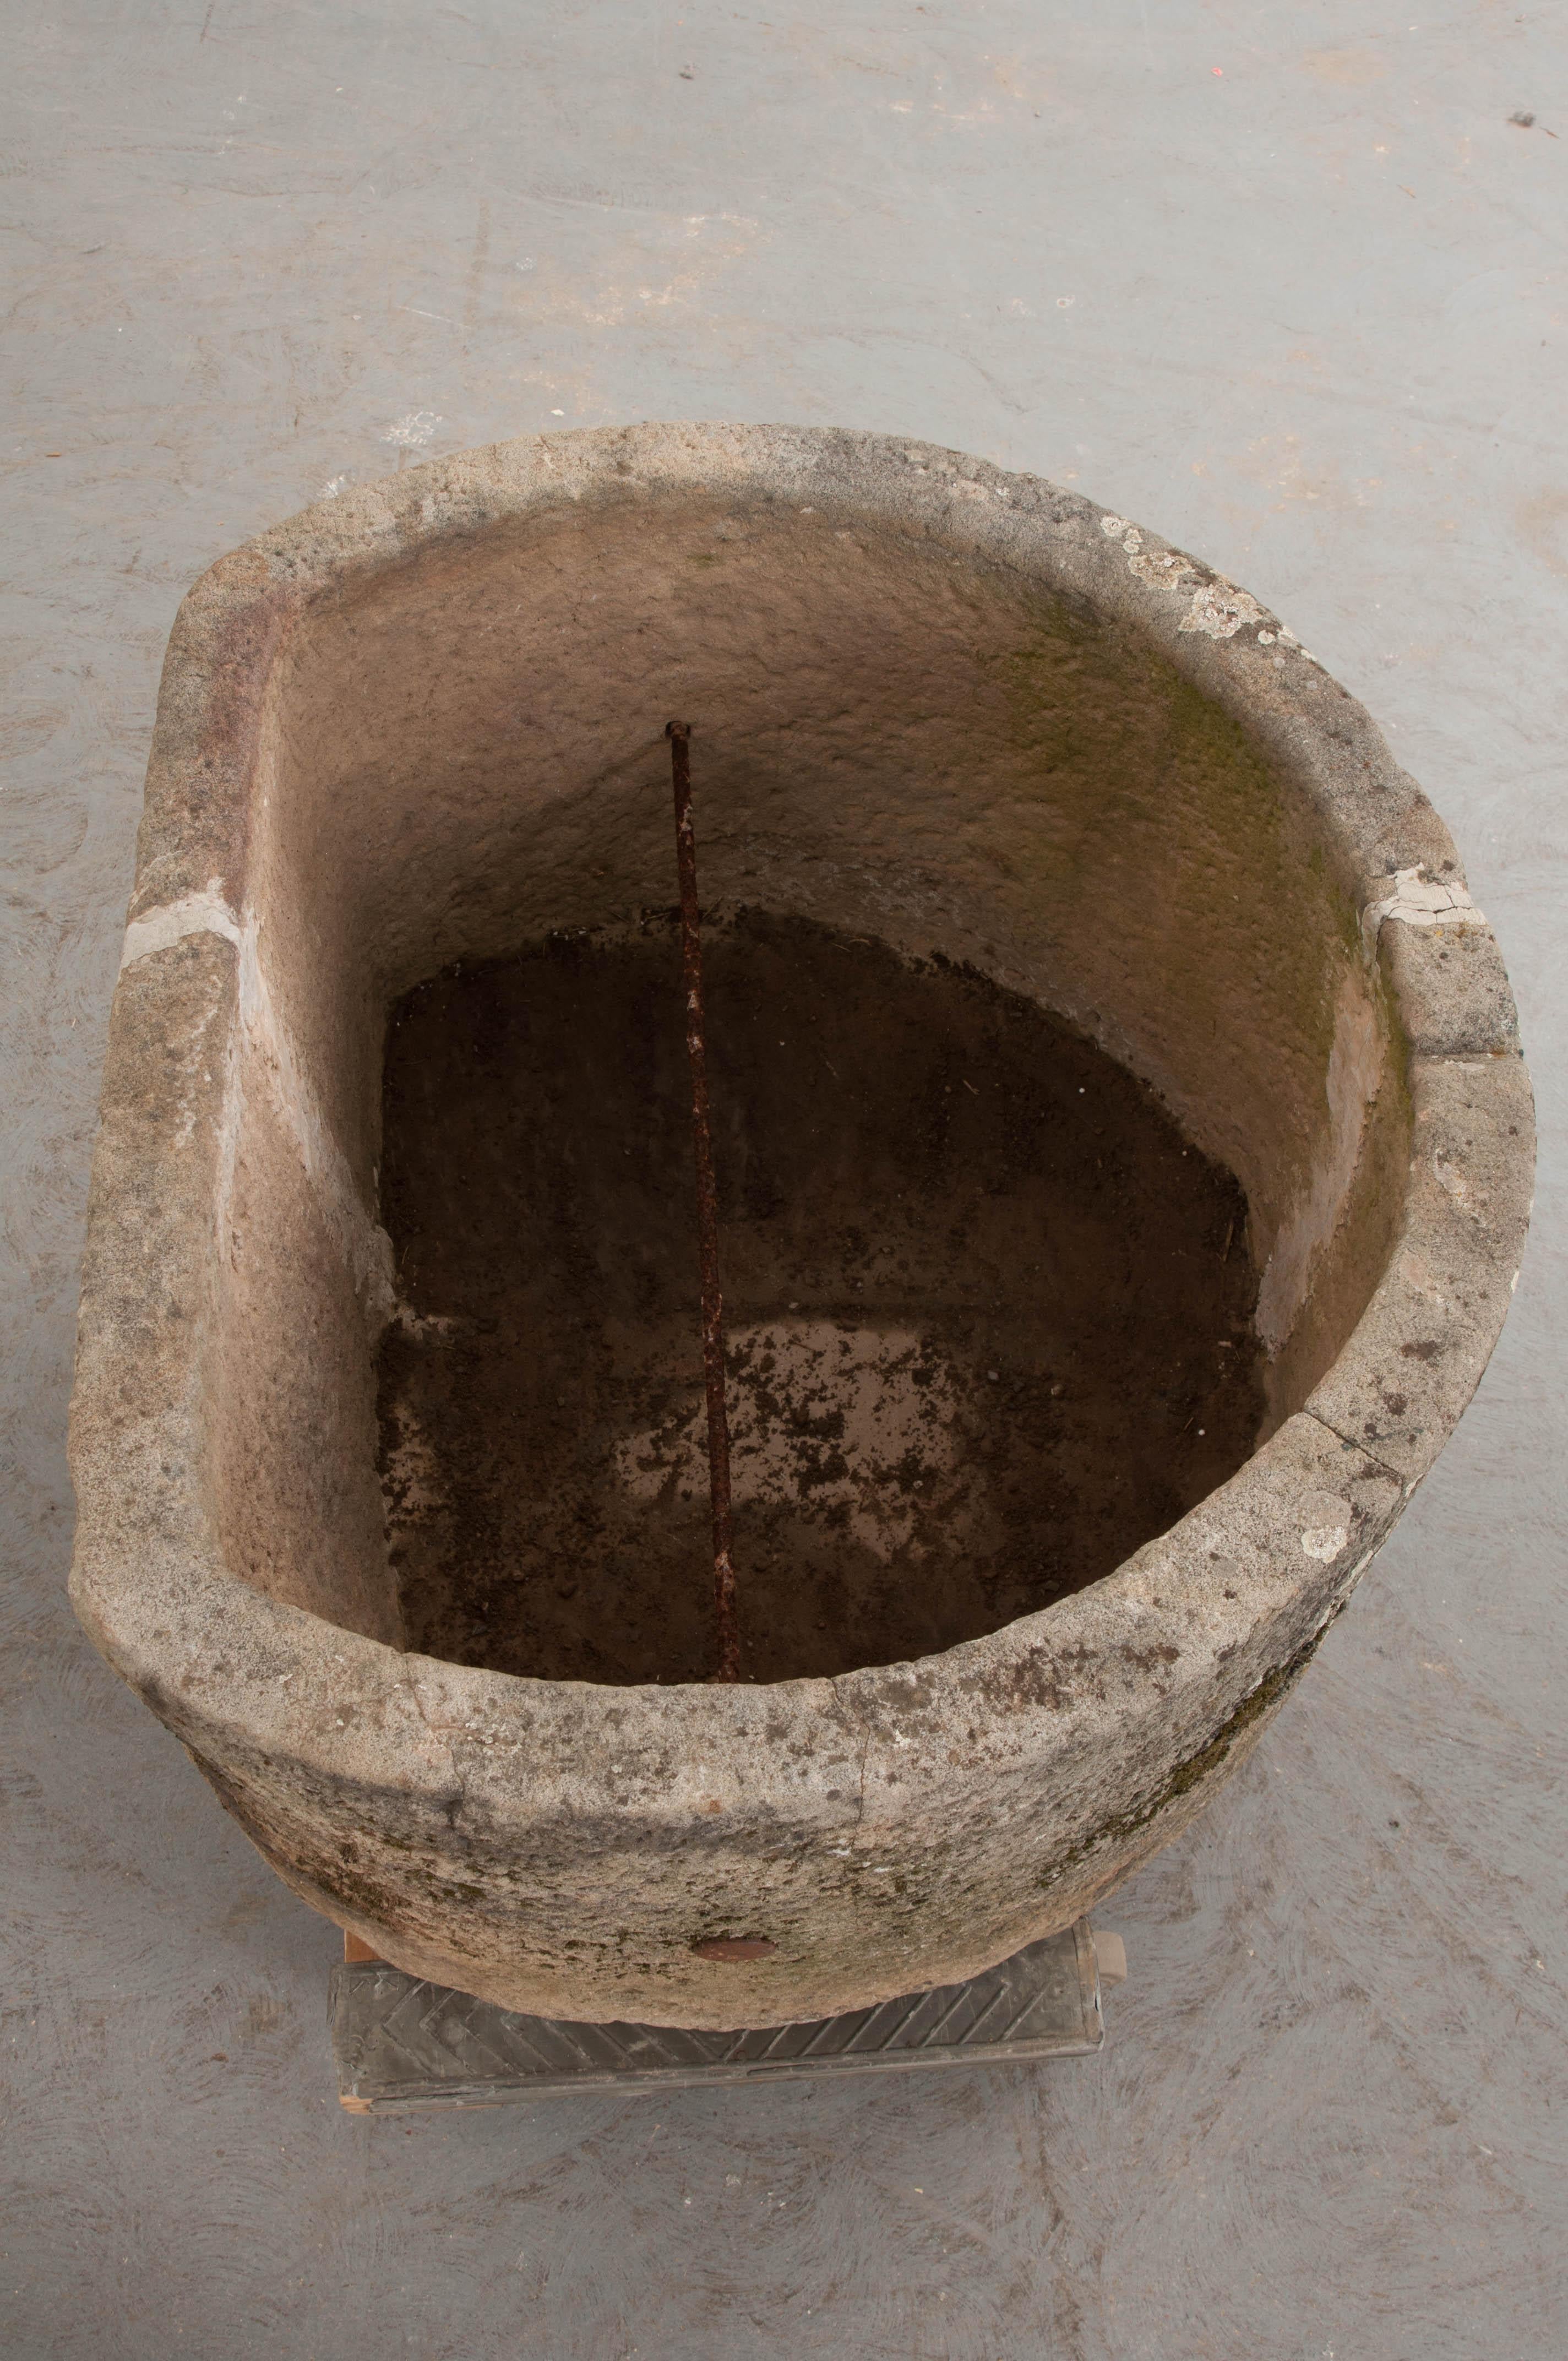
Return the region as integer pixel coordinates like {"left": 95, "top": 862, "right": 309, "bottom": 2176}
{"left": 330, "top": 1922, "right": 1104, "bottom": 2112}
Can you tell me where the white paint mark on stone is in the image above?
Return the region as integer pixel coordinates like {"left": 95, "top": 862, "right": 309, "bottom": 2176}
{"left": 1362, "top": 866, "right": 1484, "bottom": 939}
{"left": 119, "top": 885, "right": 241, "bottom": 971}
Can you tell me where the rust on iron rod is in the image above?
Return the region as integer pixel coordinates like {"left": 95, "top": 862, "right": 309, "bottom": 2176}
{"left": 666, "top": 720, "right": 741, "bottom": 1683}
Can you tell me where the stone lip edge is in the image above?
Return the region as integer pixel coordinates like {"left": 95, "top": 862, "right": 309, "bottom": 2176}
{"left": 70, "top": 423, "right": 1536, "bottom": 1824}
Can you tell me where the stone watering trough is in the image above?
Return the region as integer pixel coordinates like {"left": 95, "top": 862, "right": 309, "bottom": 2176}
{"left": 69, "top": 425, "right": 1533, "bottom": 2029}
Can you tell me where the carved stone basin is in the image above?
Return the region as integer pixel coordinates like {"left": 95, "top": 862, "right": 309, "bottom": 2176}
{"left": 69, "top": 425, "right": 1532, "bottom": 2028}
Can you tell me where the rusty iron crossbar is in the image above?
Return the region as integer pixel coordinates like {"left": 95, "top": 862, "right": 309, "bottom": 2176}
{"left": 666, "top": 721, "right": 741, "bottom": 1682}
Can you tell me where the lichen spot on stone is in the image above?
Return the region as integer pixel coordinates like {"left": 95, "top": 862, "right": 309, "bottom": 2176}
{"left": 1300, "top": 1522, "right": 1349, "bottom": 1562}
{"left": 1180, "top": 580, "right": 1266, "bottom": 640}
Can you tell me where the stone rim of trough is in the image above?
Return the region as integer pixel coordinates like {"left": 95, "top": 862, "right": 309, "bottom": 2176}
{"left": 68, "top": 425, "right": 1536, "bottom": 1963}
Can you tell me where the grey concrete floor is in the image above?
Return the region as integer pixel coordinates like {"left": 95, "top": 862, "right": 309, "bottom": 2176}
{"left": 4, "top": 4, "right": 1565, "bottom": 2354}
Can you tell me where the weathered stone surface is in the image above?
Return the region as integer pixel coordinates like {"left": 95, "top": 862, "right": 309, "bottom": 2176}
{"left": 1306, "top": 1054, "right": 1535, "bottom": 1486}
{"left": 68, "top": 425, "right": 1532, "bottom": 2028}
{"left": 1372, "top": 889, "right": 1525, "bottom": 1059}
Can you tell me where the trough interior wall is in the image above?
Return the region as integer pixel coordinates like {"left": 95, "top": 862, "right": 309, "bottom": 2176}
{"left": 219, "top": 492, "right": 1403, "bottom": 1631}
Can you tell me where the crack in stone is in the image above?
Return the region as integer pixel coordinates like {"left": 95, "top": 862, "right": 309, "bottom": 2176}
{"left": 1304, "top": 1407, "right": 1405, "bottom": 1492}
{"left": 854, "top": 1717, "right": 874, "bottom": 1837}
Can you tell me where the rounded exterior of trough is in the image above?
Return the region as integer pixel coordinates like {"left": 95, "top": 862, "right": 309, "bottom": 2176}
{"left": 68, "top": 426, "right": 1534, "bottom": 2028}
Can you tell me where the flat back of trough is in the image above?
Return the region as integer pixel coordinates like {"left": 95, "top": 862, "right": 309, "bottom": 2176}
{"left": 68, "top": 426, "right": 1533, "bottom": 2028}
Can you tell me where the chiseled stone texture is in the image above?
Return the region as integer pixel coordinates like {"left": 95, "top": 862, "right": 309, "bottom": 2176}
{"left": 1376, "top": 907, "right": 1525, "bottom": 1060}
{"left": 1306, "top": 1056, "right": 1536, "bottom": 1486}
{"left": 68, "top": 425, "right": 1533, "bottom": 2028}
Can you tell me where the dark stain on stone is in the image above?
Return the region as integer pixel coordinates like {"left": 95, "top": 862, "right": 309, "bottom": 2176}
{"left": 375, "top": 913, "right": 1264, "bottom": 1684}
{"left": 1037, "top": 1626, "right": 1327, "bottom": 1891}
{"left": 995, "top": 1647, "right": 1072, "bottom": 1710}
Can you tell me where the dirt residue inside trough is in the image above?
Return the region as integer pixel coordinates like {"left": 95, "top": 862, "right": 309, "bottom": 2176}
{"left": 376, "top": 913, "right": 1264, "bottom": 1684}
